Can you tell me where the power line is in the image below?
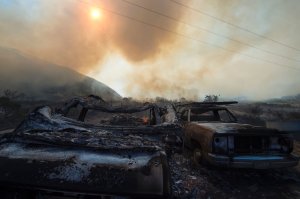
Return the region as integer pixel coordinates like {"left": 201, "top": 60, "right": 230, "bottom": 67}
{"left": 122, "top": 0, "right": 300, "bottom": 62}
{"left": 169, "top": 0, "right": 300, "bottom": 52}
{"left": 74, "top": 0, "right": 300, "bottom": 71}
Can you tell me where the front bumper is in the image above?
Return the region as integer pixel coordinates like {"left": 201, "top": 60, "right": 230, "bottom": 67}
{"left": 207, "top": 153, "right": 299, "bottom": 169}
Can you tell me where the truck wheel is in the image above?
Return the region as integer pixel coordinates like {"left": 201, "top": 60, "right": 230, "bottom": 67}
{"left": 193, "top": 147, "right": 204, "bottom": 166}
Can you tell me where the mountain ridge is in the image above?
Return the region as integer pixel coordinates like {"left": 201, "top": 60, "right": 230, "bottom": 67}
{"left": 0, "top": 46, "right": 121, "bottom": 101}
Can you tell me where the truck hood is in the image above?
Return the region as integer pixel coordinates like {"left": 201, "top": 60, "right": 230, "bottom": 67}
{"left": 192, "top": 122, "right": 278, "bottom": 134}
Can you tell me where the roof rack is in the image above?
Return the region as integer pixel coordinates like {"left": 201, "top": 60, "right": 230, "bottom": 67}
{"left": 175, "top": 101, "right": 238, "bottom": 107}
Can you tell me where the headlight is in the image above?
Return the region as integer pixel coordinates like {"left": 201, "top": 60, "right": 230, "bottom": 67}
{"left": 213, "top": 136, "right": 228, "bottom": 154}
{"left": 269, "top": 136, "right": 281, "bottom": 150}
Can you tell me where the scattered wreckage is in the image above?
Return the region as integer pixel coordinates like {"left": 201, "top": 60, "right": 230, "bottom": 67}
{"left": 0, "top": 95, "right": 298, "bottom": 198}
{"left": 0, "top": 95, "right": 182, "bottom": 198}
{"left": 176, "top": 101, "right": 299, "bottom": 169}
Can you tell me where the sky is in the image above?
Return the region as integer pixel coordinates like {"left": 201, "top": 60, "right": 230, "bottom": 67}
{"left": 0, "top": 0, "right": 300, "bottom": 100}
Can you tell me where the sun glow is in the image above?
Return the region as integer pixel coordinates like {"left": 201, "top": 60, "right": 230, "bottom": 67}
{"left": 90, "top": 8, "right": 102, "bottom": 20}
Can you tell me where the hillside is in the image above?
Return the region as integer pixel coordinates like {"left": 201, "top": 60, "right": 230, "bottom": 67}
{"left": 0, "top": 46, "right": 121, "bottom": 101}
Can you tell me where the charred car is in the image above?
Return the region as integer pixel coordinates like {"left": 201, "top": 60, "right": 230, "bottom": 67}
{"left": 176, "top": 101, "right": 299, "bottom": 169}
{"left": 0, "top": 96, "right": 182, "bottom": 198}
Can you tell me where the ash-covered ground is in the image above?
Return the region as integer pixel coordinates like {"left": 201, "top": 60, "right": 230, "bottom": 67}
{"left": 170, "top": 142, "right": 300, "bottom": 199}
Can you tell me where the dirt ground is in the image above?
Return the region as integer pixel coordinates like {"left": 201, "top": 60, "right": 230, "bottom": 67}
{"left": 170, "top": 141, "right": 300, "bottom": 199}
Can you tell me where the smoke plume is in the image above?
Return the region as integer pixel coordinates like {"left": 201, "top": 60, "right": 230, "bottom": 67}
{"left": 0, "top": 0, "right": 187, "bottom": 72}
{"left": 1, "top": 0, "right": 300, "bottom": 100}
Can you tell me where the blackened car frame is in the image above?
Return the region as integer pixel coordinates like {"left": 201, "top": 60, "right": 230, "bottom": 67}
{"left": 175, "top": 101, "right": 299, "bottom": 169}
{"left": 0, "top": 95, "right": 182, "bottom": 198}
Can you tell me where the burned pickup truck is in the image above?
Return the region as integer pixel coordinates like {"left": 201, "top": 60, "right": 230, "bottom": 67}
{"left": 176, "top": 101, "right": 299, "bottom": 169}
{"left": 0, "top": 96, "right": 182, "bottom": 198}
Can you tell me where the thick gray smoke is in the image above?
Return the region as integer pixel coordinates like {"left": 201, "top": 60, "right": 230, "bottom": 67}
{"left": 0, "top": 0, "right": 188, "bottom": 72}
{"left": 119, "top": 0, "right": 300, "bottom": 100}
{"left": 1, "top": 0, "right": 300, "bottom": 100}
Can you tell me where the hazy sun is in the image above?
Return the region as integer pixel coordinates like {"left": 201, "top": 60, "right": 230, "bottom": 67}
{"left": 90, "top": 8, "right": 102, "bottom": 20}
